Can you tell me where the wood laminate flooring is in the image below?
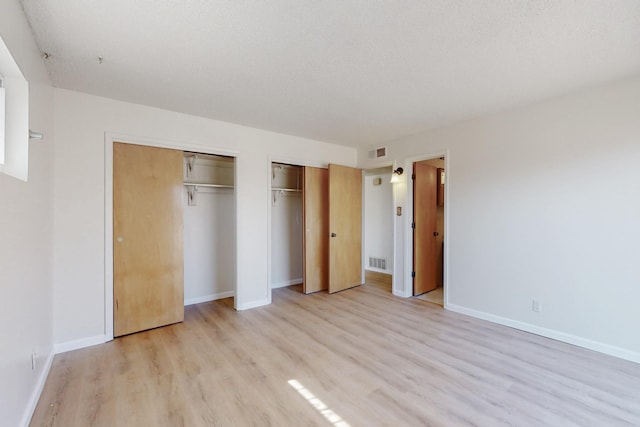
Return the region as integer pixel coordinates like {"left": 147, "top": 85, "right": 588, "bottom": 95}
{"left": 31, "top": 283, "right": 640, "bottom": 426}
{"left": 415, "top": 286, "right": 444, "bottom": 306}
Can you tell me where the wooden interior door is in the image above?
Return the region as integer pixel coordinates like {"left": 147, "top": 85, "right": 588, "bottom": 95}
{"left": 329, "top": 164, "right": 362, "bottom": 293}
{"left": 413, "top": 161, "right": 438, "bottom": 295}
{"left": 303, "top": 166, "right": 328, "bottom": 294}
{"left": 113, "top": 142, "right": 184, "bottom": 337}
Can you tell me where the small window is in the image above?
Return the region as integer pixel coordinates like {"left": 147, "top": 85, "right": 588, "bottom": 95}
{"left": 0, "top": 74, "right": 5, "bottom": 165}
{"left": 0, "top": 35, "right": 30, "bottom": 181}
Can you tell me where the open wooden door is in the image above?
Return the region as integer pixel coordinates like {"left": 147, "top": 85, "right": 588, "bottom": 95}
{"left": 329, "top": 164, "right": 362, "bottom": 293}
{"left": 113, "top": 142, "right": 184, "bottom": 337}
{"left": 303, "top": 167, "right": 328, "bottom": 294}
{"left": 413, "top": 161, "right": 438, "bottom": 295}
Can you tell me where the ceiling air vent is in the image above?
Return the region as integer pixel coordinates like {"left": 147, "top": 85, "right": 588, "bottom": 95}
{"left": 368, "top": 147, "right": 387, "bottom": 159}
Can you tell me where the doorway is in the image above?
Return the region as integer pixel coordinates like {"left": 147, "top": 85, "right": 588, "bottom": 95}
{"left": 363, "top": 167, "right": 394, "bottom": 292}
{"left": 412, "top": 157, "right": 445, "bottom": 305}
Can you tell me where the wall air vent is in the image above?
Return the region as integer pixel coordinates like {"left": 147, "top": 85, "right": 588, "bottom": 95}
{"left": 368, "top": 147, "right": 387, "bottom": 159}
{"left": 368, "top": 257, "right": 387, "bottom": 270}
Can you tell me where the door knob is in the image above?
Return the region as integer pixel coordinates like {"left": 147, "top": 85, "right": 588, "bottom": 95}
{"left": 433, "top": 232, "right": 439, "bottom": 237}
{"left": 117, "top": 236, "right": 125, "bottom": 243}
{"left": 330, "top": 233, "right": 337, "bottom": 237}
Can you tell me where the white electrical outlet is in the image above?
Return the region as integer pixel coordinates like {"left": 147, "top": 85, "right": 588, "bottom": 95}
{"left": 31, "top": 352, "right": 37, "bottom": 370}
{"left": 532, "top": 299, "right": 541, "bottom": 313}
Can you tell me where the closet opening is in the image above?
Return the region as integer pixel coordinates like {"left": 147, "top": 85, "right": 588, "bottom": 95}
{"left": 270, "top": 162, "right": 304, "bottom": 294}
{"left": 109, "top": 140, "right": 238, "bottom": 339}
{"left": 268, "top": 161, "right": 363, "bottom": 298}
{"left": 183, "top": 151, "right": 236, "bottom": 307}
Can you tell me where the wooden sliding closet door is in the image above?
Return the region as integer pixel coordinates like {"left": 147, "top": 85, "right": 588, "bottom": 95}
{"left": 303, "top": 166, "right": 328, "bottom": 294}
{"left": 113, "top": 142, "right": 184, "bottom": 337}
{"left": 328, "top": 164, "right": 363, "bottom": 293}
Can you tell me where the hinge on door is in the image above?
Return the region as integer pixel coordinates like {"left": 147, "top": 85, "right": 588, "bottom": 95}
{"left": 411, "top": 221, "right": 415, "bottom": 229}
{"left": 411, "top": 271, "right": 416, "bottom": 278}
{"left": 411, "top": 174, "right": 416, "bottom": 180}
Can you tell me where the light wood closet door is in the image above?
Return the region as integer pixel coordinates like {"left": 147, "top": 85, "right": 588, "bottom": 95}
{"left": 413, "top": 161, "right": 438, "bottom": 295}
{"left": 113, "top": 142, "right": 184, "bottom": 337}
{"left": 303, "top": 166, "right": 328, "bottom": 293}
{"left": 328, "top": 164, "right": 362, "bottom": 293}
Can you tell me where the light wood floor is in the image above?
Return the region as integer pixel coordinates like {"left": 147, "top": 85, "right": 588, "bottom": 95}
{"left": 32, "top": 283, "right": 640, "bottom": 426}
{"left": 415, "top": 286, "right": 444, "bottom": 306}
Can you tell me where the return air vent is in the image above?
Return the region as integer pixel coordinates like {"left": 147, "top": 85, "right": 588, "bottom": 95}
{"left": 368, "top": 147, "right": 387, "bottom": 159}
{"left": 368, "top": 257, "right": 387, "bottom": 270}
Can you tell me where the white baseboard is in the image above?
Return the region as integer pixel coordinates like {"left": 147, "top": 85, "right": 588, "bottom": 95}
{"left": 54, "top": 334, "right": 107, "bottom": 355}
{"left": 446, "top": 303, "right": 640, "bottom": 364}
{"left": 271, "top": 278, "right": 303, "bottom": 289}
{"left": 20, "top": 350, "right": 54, "bottom": 427}
{"left": 184, "top": 290, "right": 234, "bottom": 306}
{"left": 236, "top": 297, "right": 270, "bottom": 311}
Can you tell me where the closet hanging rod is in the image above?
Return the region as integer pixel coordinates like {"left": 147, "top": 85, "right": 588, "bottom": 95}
{"left": 271, "top": 187, "right": 301, "bottom": 192}
{"left": 183, "top": 183, "right": 233, "bottom": 189}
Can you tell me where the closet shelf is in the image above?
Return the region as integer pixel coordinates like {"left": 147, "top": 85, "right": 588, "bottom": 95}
{"left": 184, "top": 182, "right": 233, "bottom": 189}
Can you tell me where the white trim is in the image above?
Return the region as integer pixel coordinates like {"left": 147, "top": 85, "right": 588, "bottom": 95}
{"left": 266, "top": 155, "right": 274, "bottom": 305}
{"left": 54, "top": 335, "right": 108, "bottom": 355}
{"left": 447, "top": 304, "right": 640, "bottom": 364}
{"left": 232, "top": 152, "right": 240, "bottom": 310}
{"left": 271, "top": 278, "right": 303, "bottom": 289}
{"left": 106, "top": 132, "right": 240, "bottom": 157}
{"left": 269, "top": 155, "right": 327, "bottom": 169}
{"left": 236, "top": 298, "right": 271, "bottom": 311}
{"left": 104, "top": 132, "right": 239, "bottom": 340}
{"left": 104, "top": 136, "right": 114, "bottom": 340}
{"left": 361, "top": 169, "right": 365, "bottom": 285}
{"left": 184, "top": 291, "right": 235, "bottom": 306}
{"left": 19, "top": 350, "right": 54, "bottom": 427}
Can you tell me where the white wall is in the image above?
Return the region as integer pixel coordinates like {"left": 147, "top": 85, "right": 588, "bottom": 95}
{"left": 52, "top": 88, "right": 356, "bottom": 346}
{"left": 271, "top": 192, "right": 303, "bottom": 287}
{"left": 183, "top": 188, "right": 236, "bottom": 303}
{"left": 363, "top": 171, "right": 393, "bottom": 273}
{"left": 0, "top": 1, "right": 54, "bottom": 426}
{"left": 358, "top": 75, "right": 640, "bottom": 362}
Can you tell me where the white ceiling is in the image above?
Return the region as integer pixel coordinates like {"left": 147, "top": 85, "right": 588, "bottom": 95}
{"left": 20, "top": 0, "right": 640, "bottom": 147}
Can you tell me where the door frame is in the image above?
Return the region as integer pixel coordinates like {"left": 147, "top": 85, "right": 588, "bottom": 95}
{"left": 399, "top": 150, "right": 450, "bottom": 306}
{"left": 104, "top": 132, "right": 238, "bottom": 341}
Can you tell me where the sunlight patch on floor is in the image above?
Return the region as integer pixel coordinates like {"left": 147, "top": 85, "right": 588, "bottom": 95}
{"left": 288, "top": 379, "right": 351, "bottom": 427}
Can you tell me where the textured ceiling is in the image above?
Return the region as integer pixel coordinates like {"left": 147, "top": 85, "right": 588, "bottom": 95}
{"left": 20, "top": 0, "right": 640, "bottom": 147}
